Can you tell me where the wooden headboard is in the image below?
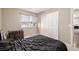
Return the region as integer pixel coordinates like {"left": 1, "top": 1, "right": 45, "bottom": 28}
{"left": 7, "top": 30, "right": 24, "bottom": 40}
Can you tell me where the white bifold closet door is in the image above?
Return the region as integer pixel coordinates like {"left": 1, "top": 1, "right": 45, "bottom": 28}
{"left": 40, "top": 11, "right": 59, "bottom": 39}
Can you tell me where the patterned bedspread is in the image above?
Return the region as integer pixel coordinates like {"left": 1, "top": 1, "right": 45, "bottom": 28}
{"left": 11, "top": 35, "right": 67, "bottom": 51}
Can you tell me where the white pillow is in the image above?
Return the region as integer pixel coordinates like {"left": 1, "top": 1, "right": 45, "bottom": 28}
{"left": 1, "top": 31, "right": 7, "bottom": 40}
{"left": 0, "top": 32, "right": 2, "bottom": 40}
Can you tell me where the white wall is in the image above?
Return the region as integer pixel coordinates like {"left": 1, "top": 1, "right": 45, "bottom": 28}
{"left": 2, "top": 9, "right": 21, "bottom": 32}
{"left": 59, "top": 9, "right": 71, "bottom": 44}
{"left": 2, "top": 8, "right": 39, "bottom": 37}
{"left": 40, "top": 11, "right": 59, "bottom": 39}
{"left": 0, "top": 9, "right": 1, "bottom": 30}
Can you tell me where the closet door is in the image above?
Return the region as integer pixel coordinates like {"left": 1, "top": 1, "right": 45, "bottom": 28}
{"left": 40, "top": 11, "right": 59, "bottom": 39}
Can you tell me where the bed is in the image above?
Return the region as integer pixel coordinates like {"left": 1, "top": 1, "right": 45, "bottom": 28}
{"left": 9, "top": 35, "right": 67, "bottom": 51}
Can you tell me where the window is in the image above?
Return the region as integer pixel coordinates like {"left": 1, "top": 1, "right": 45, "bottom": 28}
{"left": 21, "top": 15, "right": 38, "bottom": 28}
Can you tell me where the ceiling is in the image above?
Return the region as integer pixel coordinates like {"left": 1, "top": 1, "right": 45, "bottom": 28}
{"left": 20, "top": 8, "right": 49, "bottom": 13}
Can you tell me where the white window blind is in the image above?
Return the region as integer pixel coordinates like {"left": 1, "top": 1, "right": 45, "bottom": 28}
{"left": 21, "top": 15, "right": 38, "bottom": 28}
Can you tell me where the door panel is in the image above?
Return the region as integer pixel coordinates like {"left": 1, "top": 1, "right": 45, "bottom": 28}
{"left": 40, "top": 11, "right": 59, "bottom": 39}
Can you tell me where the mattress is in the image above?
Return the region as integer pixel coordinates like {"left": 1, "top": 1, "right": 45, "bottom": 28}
{"left": 11, "top": 35, "right": 67, "bottom": 51}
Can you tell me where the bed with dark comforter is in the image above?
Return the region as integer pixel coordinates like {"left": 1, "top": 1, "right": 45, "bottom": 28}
{"left": 0, "top": 35, "right": 67, "bottom": 51}
{"left": 10, "top": 35, "right": 67, "bottom": 51}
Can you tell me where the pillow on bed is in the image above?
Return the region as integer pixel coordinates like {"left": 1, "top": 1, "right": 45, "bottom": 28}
{"left": 0, "top": 32, "right": 2, "bottom": 40}
{"left": 0, "top": 31, "right": 7, "bottom": 40}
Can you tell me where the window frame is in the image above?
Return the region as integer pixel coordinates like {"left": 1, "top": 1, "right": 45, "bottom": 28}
{"left": 20, "top": 14, "right": 37, "bottom": 28}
